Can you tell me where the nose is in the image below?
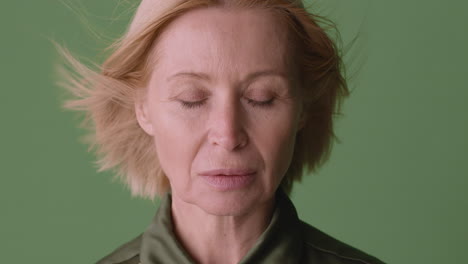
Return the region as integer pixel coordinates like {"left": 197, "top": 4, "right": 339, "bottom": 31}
{"left": 208, "top": 99, "right": 248, "bottom": 151}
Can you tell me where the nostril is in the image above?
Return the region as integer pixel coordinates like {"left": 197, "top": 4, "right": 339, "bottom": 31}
{"left": 209, "top": 127, "right": 248, "bottom": 151}
{"left": 208, "top": 101, "right": 248, "bottom": 150}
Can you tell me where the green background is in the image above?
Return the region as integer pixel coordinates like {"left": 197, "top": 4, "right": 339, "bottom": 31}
{"left": 1, "top": 0, "right": 467, "bottom": 263}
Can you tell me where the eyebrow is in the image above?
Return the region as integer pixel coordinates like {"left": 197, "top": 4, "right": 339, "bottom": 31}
{"left": 166, "top": 70, "right": 289, "bottom": 85}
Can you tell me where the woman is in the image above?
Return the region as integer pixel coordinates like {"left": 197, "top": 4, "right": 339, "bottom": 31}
{"left": 61, "top": 0, "right": 384, "bottom": 263}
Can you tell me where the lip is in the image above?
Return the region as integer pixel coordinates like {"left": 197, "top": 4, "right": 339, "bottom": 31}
{"left": 198, "top": 168, "right": 257, "bottom": 176}
{"left": 198, "top": 168, "right": 256, "bottom": 191}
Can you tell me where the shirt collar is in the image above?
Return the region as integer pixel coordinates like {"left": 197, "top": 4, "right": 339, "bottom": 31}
{"left": 140, "top": 190, "right": 304, "bottom": 264}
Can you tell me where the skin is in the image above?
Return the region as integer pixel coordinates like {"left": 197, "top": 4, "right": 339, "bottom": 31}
{"left": 135, "top": 7, "right": 304, "bottom": 264}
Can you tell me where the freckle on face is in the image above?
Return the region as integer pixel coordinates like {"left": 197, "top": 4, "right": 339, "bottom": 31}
{"left": 142, "top": 7, "right": 302, "bottom": 216}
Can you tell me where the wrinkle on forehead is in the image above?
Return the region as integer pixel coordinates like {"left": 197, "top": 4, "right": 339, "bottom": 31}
{"left": 150, "top": 7, "right": 294, "bottom": 84}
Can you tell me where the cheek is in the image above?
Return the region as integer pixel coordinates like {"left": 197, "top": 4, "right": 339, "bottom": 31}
{"left": 263, "top": 126, "right": 296, "bottom": 172}
{"left": 251, "top": 106, "right": 299, "bottom": 182}
{"left": 149, "top": 104, "right": 203, "bottom": 185}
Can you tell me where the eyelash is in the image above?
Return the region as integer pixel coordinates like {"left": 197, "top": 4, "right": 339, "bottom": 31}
{"left": 180, "top": 100, "right": 206, "bottom": 109}
{"left": 245, "top": 98, "right": 275, "bottom": 108}
{"left": 179, "top": 98, "right": 275, "bottom": 109}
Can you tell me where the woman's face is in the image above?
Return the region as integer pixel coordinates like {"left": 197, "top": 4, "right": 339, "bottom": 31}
{"left": 136, "top": 7, "right": 303, "bottom": 216}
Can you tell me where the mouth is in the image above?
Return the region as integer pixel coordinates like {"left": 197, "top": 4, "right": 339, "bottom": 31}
{"left": 198, "top": 168, "right": 256, "bottom": 191}
{"left": 198, "top": 168, "right": 256, "bottom": 177}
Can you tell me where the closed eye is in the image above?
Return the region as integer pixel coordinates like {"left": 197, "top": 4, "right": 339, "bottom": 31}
{"left": 245, "top": 98, "right": 275, "bottom": 108}
{"left": 179, "top": 99, "right": 206, "bottom": 109}
{"left": 178, "top": 98, "right": 275, "bottom": 109}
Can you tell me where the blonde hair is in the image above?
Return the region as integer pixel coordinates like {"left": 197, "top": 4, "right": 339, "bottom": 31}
{"left": 58, "top": 0, "right": 348, "bottom": 199}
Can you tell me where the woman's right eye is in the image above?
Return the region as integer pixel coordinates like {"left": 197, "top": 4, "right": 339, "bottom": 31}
{"left": 179, "top": 99, "right": 206, "bottom": 109}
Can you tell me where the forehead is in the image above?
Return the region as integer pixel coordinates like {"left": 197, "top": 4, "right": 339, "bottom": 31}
{"left": 151, "top": 7, "right": 292, "bottom": 82}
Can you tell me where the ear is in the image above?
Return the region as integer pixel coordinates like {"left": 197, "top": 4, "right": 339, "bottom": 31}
{"left": 134, "top": 93, "right": 154, "bottom": 136}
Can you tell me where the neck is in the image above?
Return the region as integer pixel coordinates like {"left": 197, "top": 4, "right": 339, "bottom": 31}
{"left": 170, "top": 194, "right": 275, "bottom": 264}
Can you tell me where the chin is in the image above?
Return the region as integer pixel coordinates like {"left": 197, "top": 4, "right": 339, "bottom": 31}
{"left": 196, "top": 189, "right": 263, "bottom": 217}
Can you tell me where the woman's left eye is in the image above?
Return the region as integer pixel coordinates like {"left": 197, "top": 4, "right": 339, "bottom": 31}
{"left": 246, "top": 98, "right": 275, "bottom": 108}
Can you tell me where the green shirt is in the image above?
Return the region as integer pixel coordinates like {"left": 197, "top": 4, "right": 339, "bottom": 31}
{"left": 96, "top": 191, "right": 385, "bottom": 264}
